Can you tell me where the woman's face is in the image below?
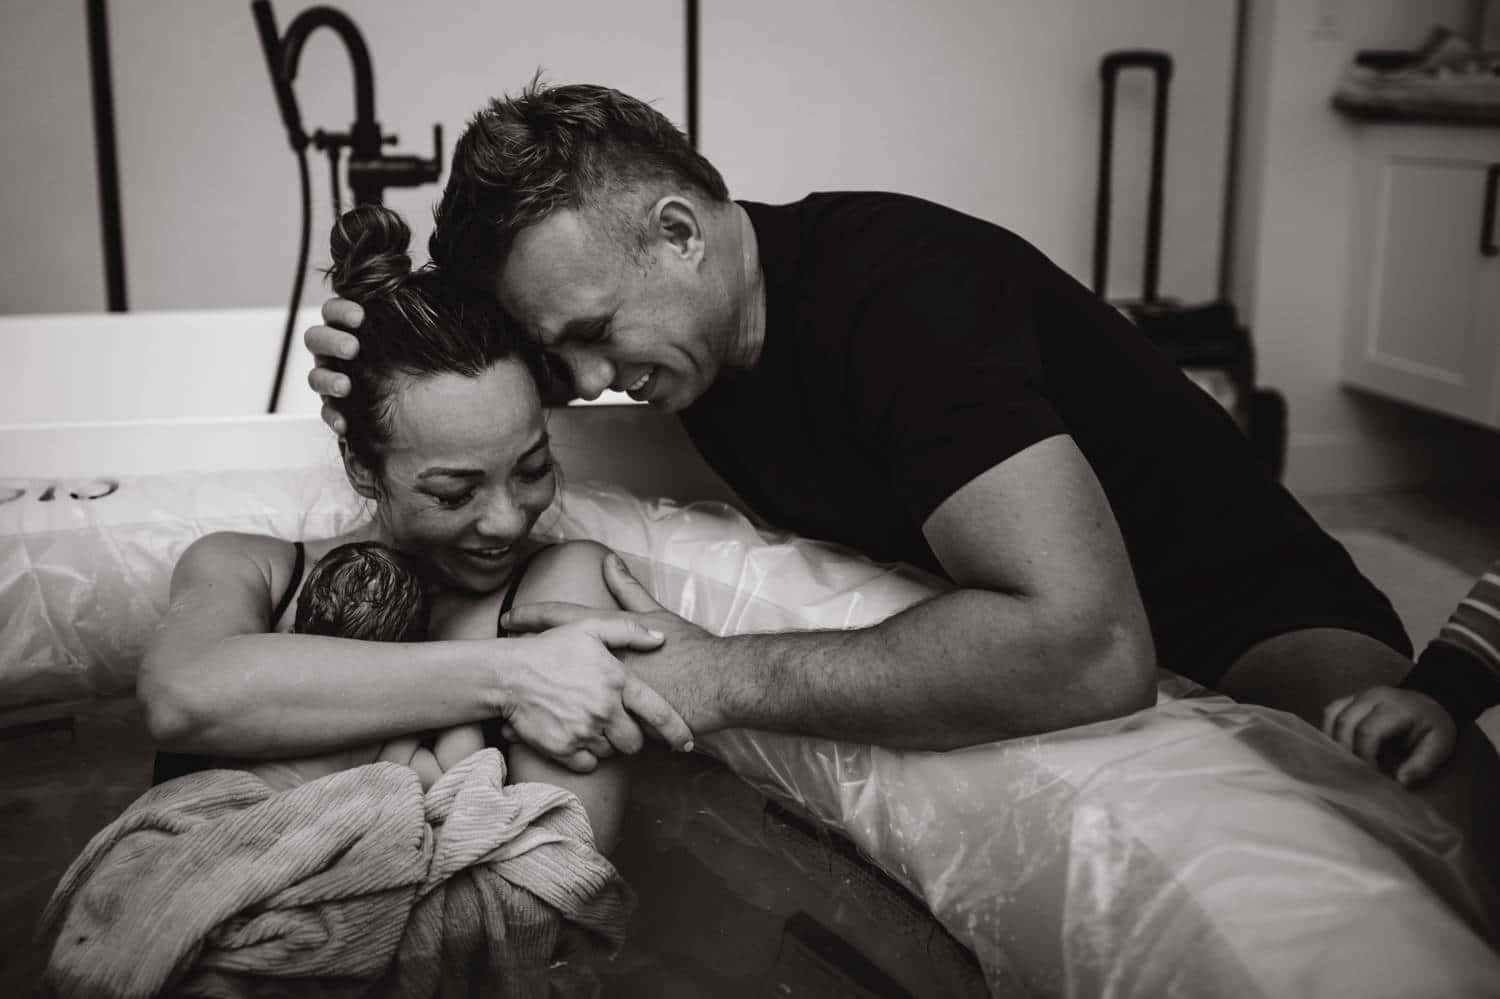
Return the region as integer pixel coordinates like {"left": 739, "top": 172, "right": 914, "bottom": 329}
{"left": 369, "top": 359, "right": 557, "bottom": 594}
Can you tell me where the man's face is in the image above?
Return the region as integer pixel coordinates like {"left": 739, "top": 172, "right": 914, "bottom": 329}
{"left": 496, "top": 208, "right": 726, "bottom": 414}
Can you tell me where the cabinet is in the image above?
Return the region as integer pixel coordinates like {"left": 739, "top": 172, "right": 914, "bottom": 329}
{"left": 1342, "top": 125, "right": 1500, "bottom": 428}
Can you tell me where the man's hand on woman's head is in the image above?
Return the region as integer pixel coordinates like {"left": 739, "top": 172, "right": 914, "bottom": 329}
{"left": 498, "top": 614, "right": 694, "bottom": 773}
{"left": 305, "top": 297, "right": 365, "bottom": 436}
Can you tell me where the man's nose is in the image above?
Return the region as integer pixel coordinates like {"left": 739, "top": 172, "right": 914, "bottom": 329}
{"left": 568, "top": 352, "right": 613, "bottom": 401}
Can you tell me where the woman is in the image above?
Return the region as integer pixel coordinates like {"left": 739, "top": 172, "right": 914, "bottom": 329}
{"left": 136, "top": 205, "right": 691, "bottom": 851}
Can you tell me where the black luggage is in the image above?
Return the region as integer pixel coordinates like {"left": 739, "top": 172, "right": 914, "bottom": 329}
{"left": 1093, "top": 49, "right": 1286, "bottom": 478}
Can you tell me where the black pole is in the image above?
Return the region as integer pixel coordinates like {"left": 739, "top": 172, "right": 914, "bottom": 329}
{"left": 85, "top": 0, "right": 127, "bottom": 312}
{"left": 1143, "top": 68, "right": 1168, "bottom": 304}
{"left": 1092, "top": 70, "right": 1116, "bottom": 296}
{"left": 1218, "top": 0, "right": 1250, "bottom": 300}
{"left": 685, "top": 0, "right": 699, "bottom": 148}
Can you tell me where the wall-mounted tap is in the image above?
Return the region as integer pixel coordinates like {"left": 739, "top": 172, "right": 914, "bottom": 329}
{"left": 251, "top": 1, "right": 445, "bottom": 412}
{"left": 251, "top": 1, "right": 441, "bottom": 205}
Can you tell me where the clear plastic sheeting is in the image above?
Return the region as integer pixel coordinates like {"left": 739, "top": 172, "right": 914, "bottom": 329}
{"left": 0, "top": 469, "right": 366, "bottom": 707}
{"left": 5, "top": 468, "right": 1500, "bottom": 995}
{"left": 551, "top": 483, "right": 1500, "bottom": 998}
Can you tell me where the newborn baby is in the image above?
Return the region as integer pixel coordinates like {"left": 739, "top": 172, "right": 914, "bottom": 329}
{"left": 240, "top": 541, "right": 485, "bottom": 791}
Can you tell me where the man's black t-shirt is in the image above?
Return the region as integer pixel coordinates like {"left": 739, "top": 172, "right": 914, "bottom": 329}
{"left": 679, "top": 192, "right": 1408, "bottom": 684}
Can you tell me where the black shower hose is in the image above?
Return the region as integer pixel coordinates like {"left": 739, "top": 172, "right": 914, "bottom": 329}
{"left": 265, "top": 145, "right": 312, "bottom": 414}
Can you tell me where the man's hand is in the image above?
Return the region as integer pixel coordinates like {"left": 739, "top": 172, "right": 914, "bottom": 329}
{"left": 501, "top": 554, "right": 728, "bottom": 735}
{"left": 304, "top": 298, "right": 364, "bottom": 435}
{"left": 1322, "top": 685, "right": 1457, "bottom": 786}
{"left": 500, "top": 612, "right": 694, "bottom": 773}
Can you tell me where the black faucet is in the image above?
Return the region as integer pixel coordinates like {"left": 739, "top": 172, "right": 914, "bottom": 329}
{"left": 251, "top": 1, "right": 441, "bottom": 205}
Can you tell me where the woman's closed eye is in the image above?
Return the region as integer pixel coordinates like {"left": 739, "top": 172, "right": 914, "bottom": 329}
{"left": 429, "top": 489, "right": 476, "bottom": 510}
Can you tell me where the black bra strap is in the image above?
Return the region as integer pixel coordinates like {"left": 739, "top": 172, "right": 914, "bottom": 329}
{"left": 496, "top": 546, "right": 548, "bottom": 637}
{"left": 270, "top": 541, "right": 306, "bottom": 630}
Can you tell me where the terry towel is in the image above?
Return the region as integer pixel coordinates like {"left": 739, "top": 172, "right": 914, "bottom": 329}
{"left": 40, "top": 748, "right": 631, "bottom": 998}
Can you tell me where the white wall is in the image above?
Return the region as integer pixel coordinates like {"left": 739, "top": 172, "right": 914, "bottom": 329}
{"left": 4, "top": 1, "right": 1231, "bottom": 317}
{"left": 1233, "top": 0, "right": 1500, "bottom": 494}
{"left": 704, "top": 0, "right": 1236, "bottom": 302}
{"left": 107, "top": 0, "right": 684, "bottom": 311}
{"left": 0, "top": 1, "right": 106, "bottom": 314}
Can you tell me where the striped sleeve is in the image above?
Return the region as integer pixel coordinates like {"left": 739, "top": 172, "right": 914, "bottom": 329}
{"left": 1401, "top": 564, "right": 1500, "bottom": 722}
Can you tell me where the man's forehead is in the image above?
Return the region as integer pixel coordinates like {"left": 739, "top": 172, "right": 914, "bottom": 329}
{"left": 498, "top": 211, "right": 620, "bottom": 335}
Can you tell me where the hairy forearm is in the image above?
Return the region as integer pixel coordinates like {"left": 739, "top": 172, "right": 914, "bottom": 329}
{"left": 710, "top": 588, "right": 1155, "bottom": 748}
{"left": 140, "top": 634, "right": 502, "bottom": 758}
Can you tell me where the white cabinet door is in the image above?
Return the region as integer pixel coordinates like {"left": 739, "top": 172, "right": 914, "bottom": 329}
{"left": 1342, "top": 126, "right": 1500, "bottom": 428}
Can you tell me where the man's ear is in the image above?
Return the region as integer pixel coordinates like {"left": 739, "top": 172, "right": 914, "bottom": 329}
{"left": 340, "top": 439, "right": 382, "bottom": 501}
{"left": 651, "top": 196, "right": 705, "bottom": 266}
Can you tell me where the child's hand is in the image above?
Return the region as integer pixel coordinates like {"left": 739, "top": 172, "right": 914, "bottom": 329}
{"left": 1321, "top": 686, "right": 1456, "bottom": 786}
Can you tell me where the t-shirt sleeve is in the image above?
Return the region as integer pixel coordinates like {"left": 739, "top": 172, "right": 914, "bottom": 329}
{"left": 846, "top": 244, "right": 1068, "bottom": 525}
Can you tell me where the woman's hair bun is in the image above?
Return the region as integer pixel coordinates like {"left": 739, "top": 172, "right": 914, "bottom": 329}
{"left": 328, "top": 205, "right": 413, "bottom": 303}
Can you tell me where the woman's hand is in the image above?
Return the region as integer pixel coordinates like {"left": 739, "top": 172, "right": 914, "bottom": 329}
{"left": 304, "top": 298, "right": 364, "bottom": 435}
{"left": 501, "top": 615, "right": 693, "bottom": 773}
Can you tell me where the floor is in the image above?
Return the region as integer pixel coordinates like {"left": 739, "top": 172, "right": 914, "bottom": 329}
{"left": 3, "top": 484, "right": 1497, "bottom": 996}
{"left": 1301, "top": 486, "right": 1500, "bottom": 580}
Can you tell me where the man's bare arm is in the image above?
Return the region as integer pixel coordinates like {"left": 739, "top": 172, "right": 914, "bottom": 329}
{"left": 504, "top": 436, "right": 1158, "bottom": 748}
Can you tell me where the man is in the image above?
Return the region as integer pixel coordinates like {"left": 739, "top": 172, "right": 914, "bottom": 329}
{"left": 305, "top": 83, "right": 1497, "bottom": 846}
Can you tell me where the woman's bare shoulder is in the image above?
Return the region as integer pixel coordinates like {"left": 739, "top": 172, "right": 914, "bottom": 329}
{"left": 173, "top": 531, "right": 296, "bottom": 595}
{"left": 521, "top": 540, "right": 616, "bottom": 608}
{"left": 531, "top": 539, "right": 613, "bottom": 574}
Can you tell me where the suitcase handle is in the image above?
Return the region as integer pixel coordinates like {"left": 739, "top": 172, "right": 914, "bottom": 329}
{"left": 1100, "top": 50, "right": 1174, "bottom": 80}
{"left": 1482, "top": 163, "right": 1499, "bottom": 258}
{"left": 1093, "top": 49, "right": 1174, "bottom": 302}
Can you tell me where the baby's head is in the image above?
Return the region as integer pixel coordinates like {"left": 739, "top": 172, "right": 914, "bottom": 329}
{"left": 293, "top": 541, "right": 431, "bottom": 643}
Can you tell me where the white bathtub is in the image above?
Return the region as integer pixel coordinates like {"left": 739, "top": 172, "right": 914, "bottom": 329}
{"left": 0, "top": 307, "right": 739, "bottom": 499}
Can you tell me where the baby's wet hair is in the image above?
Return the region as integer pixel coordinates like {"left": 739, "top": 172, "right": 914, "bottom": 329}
{"left": 294, "top": 541, "right": 431, "bottom": 643}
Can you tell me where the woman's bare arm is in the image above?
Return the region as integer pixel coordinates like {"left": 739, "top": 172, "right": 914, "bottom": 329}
{"left": 137, "top": 532, "right": 683, "bottom": 765}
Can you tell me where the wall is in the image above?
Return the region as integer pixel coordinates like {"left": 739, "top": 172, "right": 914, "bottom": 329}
{"left": 108, "top": 0, "right": 683, "bottom": 311}
{"left": 1233, "top": 0, "right": 1500, "bottom": 494}
{"left": 703, "top": 0, "right": 1236, "bottom": 302}
{"left": 3, "top": 1, "right": 1238, "bottom": 426}
{"left": 0, "top": 1, "right": 106, "bottom": 313}
{"left": 4, "top": 1, "right": 1232, "bottom": 317}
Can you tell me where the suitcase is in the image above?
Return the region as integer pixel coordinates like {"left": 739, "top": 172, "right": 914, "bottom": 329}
{"left": 1093, "top": 49, "right": 1286, "bottom": 478}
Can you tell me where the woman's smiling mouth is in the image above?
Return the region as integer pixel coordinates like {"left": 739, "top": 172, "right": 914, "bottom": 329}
{"left": 462, "top": 546, "right": 513, "bottom": 565}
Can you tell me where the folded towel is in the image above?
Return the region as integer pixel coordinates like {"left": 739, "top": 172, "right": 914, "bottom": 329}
{"left": 40, "top": 749, "right": 632, "bottom": 998}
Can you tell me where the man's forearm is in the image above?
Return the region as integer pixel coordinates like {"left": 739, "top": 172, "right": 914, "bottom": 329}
{"left": 707, "top": 588, "right": 1155, "bottom": 748}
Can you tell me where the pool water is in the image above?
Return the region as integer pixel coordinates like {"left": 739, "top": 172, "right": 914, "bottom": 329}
{"left": 2, "top": 700, "right": 987, "bottom": 997}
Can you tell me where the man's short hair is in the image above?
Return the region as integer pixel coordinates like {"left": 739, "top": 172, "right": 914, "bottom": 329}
{"left": 429, "top": 79, "right": 729, "bottom": 288}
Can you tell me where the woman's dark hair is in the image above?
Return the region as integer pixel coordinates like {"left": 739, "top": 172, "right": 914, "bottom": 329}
{"left": 326, "top": 204, "right": 550, "bottom": 476}
{"left": 293, "top": 541, "right": 430, "bottom": 642}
